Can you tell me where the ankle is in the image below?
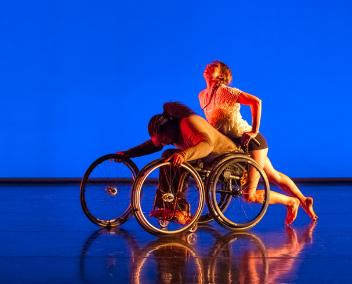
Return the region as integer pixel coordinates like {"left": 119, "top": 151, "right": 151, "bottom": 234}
{"left": 288, "top": 198, "right": 299, "bottom": 207}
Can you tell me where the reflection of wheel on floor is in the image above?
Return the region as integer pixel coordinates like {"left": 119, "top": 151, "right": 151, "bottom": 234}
{"left": 207, "top": 155, "right": 270, "bottom": 230}
{"left": 80, "top": 228, "right": 139, "bottom": 284}
{"left": 80, "top": 154, "right": 138, "bottom": 227}
{"left": 132, "top": 237, "right": 203, "bottom": 284}
{"left": 132, "top": 159, "right": 204, "bottom": 235}
{"left": 207, "top": 232, "right": 268, "bottom": 284}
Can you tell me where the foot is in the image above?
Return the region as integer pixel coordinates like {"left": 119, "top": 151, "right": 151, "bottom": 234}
{"left": 286, "top": 198, "right": 299, "bottom": 225}
{"left": 302, "top": 197, "right": 318, "bottom": 222}
{"left": 174, "top": 210, "right": 192, "bottom": 225}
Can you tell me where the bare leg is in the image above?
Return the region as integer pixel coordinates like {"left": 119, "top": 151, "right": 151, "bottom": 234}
{"left": 245, "top": 149, "right": 300, "bottom": 225}
{"left": 263, "top": 157, "right": 318, "bottom": 222}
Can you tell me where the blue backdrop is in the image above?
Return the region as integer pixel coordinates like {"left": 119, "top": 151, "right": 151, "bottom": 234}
{"left": 1, "top": 0, "right": 351, "bottom": 178}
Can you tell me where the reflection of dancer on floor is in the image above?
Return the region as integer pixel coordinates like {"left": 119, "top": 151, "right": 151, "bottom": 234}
{"left": 238, "top": 223, "right": 316, "bottom": 284}
{"left": 199, "top": 60, "right": 317, "bottom": 224}
{"left": 265, "top": 223, "right": 316, "bottom": 283}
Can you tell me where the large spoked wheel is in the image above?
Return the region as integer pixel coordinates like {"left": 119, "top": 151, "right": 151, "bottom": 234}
{"left": 132, "top": 159, "right": 205, "bottom": 235}
{"left": 80, "top": 154, "right": 138, "bottom": 227}
{"left": 207, "top": 154, "right": 270, "bottom": 230}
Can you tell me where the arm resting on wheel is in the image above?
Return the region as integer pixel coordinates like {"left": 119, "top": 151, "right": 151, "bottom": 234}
{"left": 124, "top": 140, "right": 163, "bottom": 158}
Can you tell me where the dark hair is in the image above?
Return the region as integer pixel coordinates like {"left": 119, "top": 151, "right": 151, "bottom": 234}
{"left": 212, "top": 60, "right": 232, "bottom": 85}
{"left": 148, "top": 114, "right": 167, "bottom": 136}
{"left": 148, "top": 102, "right": 194, "bottom": 136}
{"left": 162, "top": 102, "right": 194, "bottom": 119}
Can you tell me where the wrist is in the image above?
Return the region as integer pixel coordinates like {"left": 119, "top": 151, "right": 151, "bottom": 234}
{"left": 121, "top": 151, "right": 130, "bottom": 158}
{"left": 178, "top": 151, "right": 186, "bottom": 160}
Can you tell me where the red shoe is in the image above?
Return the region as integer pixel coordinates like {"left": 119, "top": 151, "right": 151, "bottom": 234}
{"left": 150, "top": 208, "right": 174, "bottom": 219}
{"left": 150, "top": 208, "right": 191, "bottom": 225}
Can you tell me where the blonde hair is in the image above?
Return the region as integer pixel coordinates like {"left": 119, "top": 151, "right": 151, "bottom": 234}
{"left": 212, "top": 60, "right": 232, "bottom": 85}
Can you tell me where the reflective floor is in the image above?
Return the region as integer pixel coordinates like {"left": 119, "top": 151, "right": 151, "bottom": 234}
{"left": 0, "top": 184, "right": 351, "bottom": 283}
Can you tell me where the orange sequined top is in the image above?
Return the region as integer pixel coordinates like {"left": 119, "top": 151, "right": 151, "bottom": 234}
{"left": 199, "top": 84, "right": 252, "bottom": 138}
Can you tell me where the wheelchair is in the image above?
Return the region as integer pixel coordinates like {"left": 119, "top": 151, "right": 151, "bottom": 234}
{"left": 80, "top": 151, "right": 270, "bottom": 235}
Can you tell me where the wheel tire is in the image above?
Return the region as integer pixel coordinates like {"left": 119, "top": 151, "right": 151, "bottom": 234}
{"left": 80, "top": 154, "right": 138, "bottom": 227}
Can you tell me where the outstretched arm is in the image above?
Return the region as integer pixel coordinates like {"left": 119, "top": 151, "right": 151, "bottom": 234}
{"left": 121, "top": 140, "right": 163, "bottom": 158}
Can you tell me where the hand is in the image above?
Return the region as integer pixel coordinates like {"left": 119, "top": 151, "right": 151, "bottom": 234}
{"left": 241, "top": 131, "right": 257, "bottom": 147}
{"left": 164, "top": 152, "right": 185, "bottom": 167}
{"left": 115, "top": 151, "right": 128, "bottom": 162}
